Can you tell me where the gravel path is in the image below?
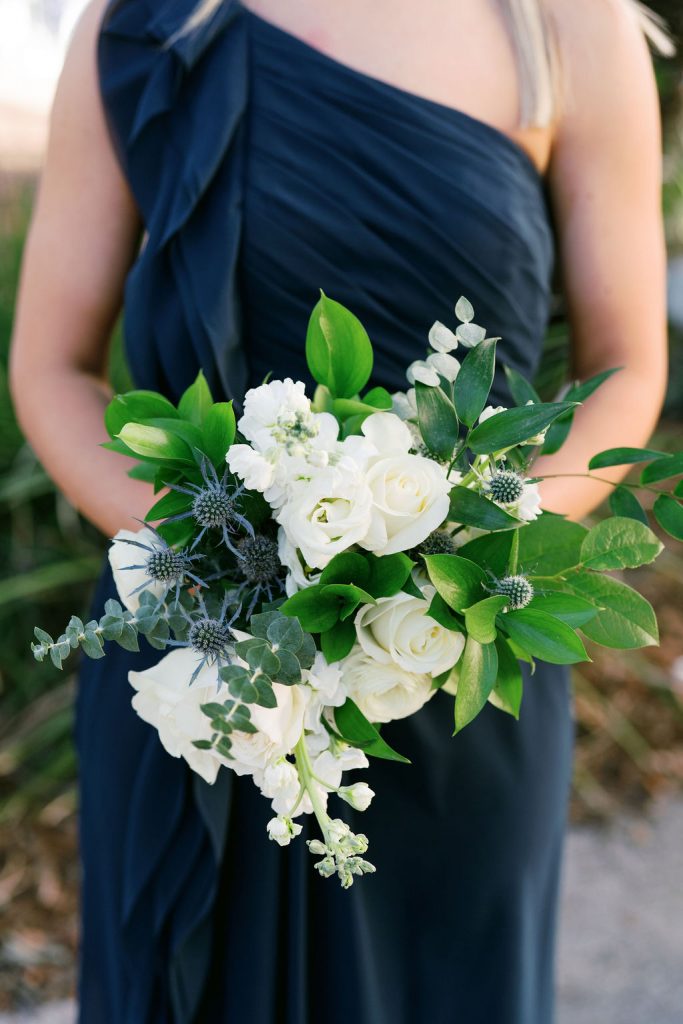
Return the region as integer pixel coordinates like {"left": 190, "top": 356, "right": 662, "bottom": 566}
{"left": 2, "top": 799, "right": 682, "bottom": 1023}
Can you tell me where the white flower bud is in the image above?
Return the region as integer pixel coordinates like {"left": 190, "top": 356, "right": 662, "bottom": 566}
{"left": 339, "top": 782, "right": 375, "bottom": 812}
{"left": 266, "top": 815, "right": 303, "bottom": 847}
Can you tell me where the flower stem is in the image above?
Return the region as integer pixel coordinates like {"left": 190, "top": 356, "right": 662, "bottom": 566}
{"left": 508, "top": 528, "right": 520, "bottom": 576}
{"left": 294, "top": 735, "right": 331, "bottom": 843}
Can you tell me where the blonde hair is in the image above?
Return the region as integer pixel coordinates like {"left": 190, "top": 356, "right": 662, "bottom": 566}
{"left": 178, "top": 0, "right": 674, "bottom": 128}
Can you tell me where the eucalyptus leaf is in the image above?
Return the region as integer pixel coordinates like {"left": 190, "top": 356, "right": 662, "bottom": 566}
{"left": 455, "top": 296, "right": 474, "bottom": 323}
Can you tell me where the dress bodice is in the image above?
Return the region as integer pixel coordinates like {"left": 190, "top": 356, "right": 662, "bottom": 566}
{"left": 98, "top": 0, "right": 556, "bottom": 407}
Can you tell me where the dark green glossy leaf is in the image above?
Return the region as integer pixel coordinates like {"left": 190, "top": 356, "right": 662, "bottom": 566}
{"left": 448, "top": 486, "right": 519, "bottom": 531}
{"left": 468, "top": 402, "right": 577, "bottom": 454}
{"left": 178, "top": 371, "right": 213, "bottom": 426}
{"left": 203, "top": 402, "right": 236, "bottom": 466}
{"left": 499, "top": 608, "right": 590, "bottom": 664}
{"left": 334, "top": 699, "right": 411, "bottom": 762}
{"left": 454, "top": 637, "right": 498, "bottom": 733}
{"left": 653, "top": 494, "right": 683, "bottom": 541}
{"left": 415, "top": 381, "right": 459, "bottom": 460}
{"left": 579, "top": 517, "right": 662, "bottom": 570}
{"left": 306, "top": 291, "right": 373, "bottom": 399}
{"left": 608, "top": 486, "right": 649, "bottom": 525}
{"left": 588, "top": 447, "right": 666, "bottom": 470}
{"left": 640, "top": 453, "right": 683, "bottom": 485}
{"left": 453, "top": 337, "right": 497, "bottom": 427}
{"left": 564, "top": 573, "right": 659, "bottom": 649}
{"left": 424, "top": 554, "right": 487, "bottom": 612}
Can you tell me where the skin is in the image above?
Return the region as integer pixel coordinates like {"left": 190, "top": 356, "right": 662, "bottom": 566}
{"left": 9, "top": 0, "right": 668, "bottom": 535}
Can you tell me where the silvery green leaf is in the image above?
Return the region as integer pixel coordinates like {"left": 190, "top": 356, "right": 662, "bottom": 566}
{"left": 115, "top": 622, "right": 140, "bottom": 652}
{"left": 428, "top": 320, "right": 458, "bottom": 352}
{"left": 267, "top": 615, "right": 304, "bottom": 652}
{"left": 275, "top": 648, "right": 303, "bottom": 684}
{"left": 81, "top": 630, "right": 105, "bottom": 659}
{"left": 456, "top": 322, "right": 487, "bottom": 347}
{"left": 455, "top": 296, "right": 474, "bottom": 323}
{"left": 104, "top": 598, "right": 124, "bottom": 617}
{"left": 34, "top": 627, "right": 53, "bottom": 646}
{"left": 100, "top": 613, "right": 124, "bottom": 641}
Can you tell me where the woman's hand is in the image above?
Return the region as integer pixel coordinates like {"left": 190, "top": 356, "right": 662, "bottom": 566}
{"left": 536, "top": 0, "right": 668, "bottom": 520}
{"left": 9, "top": 0, "right": 151, "bottom": 537}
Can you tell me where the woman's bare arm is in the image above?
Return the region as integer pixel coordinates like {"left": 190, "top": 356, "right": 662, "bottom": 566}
{"left": 534, "top": 0, "right": 669, "bottom": 519}
{"left": 9, "top": 0, "right": 150, "bottom": 537}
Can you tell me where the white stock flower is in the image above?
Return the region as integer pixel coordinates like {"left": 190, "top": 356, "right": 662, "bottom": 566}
{"left": 428, "top": 320, "right": 459, "bottom": 353}
{"left": 108, "top": 527, "right": 167, "bottom": 614}
{"left": 277, "top": 528, "right": 321, "bottom": 596}
{"left": 238, "top": 378, "right": 315, "bottom": 451}
{"left": 358, "top": 413, "right": 451, "bottom": 556}
{"left": 276, "top": 458, "right": 373, "bottom": 570}
{"left": 261, "top": 757, "right": 301, "bottom": 815}
{"left": 226, "top": 444, "right": 275, "bottom": 493}
{"left": 306, "top": 652, "right": 347, "bottom": 709}
{"left": 339, "top": 781, "right": 375, "bottom": 811}
{"left": 516, "top": 480, "right": 543, "bottom": 521}
{"left": 267, "top": 815, "right": 303, "bottom": 846}
{"left": 355, "top": 589, "right": 464, "bottom": 677}
{"left": 128, "top": 648, "right": 227, "bottom": 784}
{"left": 340, "top": 646, "right": 436, "bottom": 723}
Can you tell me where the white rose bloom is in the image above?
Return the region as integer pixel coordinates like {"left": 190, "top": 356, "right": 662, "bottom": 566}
{"left": 128, "top": 648, "right": 227, "bottom": 784}
{"left": 108, "top": 527, "right": 168, "bottom": 614}
{"left": 276, "top": 459, "right": 373, "bottom": 570}
{"left": 339, "top": 781, "right": 375, "bottom": 811}
{"left": 261, "top": 757, "right": 301, "bottom": 815}
{"left": 340, "top": 646, "right": 436, "bottom": 723}
{"left": 428, "top": 320, "right": 459, "bottom": 353}
{"left": 229, "top": 682, "right": 310, "bottom": 778}
{"left": 407, "top": 360, "right": 440, "bottom": 387}
{"left": 355, "top": 589, "right": 465, "bottom": 677}
{"left": 358, "top": 413, "right": 451, "bottom": 556}
{"left": 267, "top": 816, "right": 303, "bottom": 846}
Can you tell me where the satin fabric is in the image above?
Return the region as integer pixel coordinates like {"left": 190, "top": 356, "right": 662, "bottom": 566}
{"left": 76, "top": 2, "right": 574, "bottom": 1021}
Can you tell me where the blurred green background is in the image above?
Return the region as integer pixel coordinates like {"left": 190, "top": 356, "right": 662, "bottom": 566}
{"left": 0, "top": 2, "right": 683, "bottom": 1010}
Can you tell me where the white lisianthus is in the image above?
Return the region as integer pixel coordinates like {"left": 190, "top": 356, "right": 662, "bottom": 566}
{"left": 428, "top": 320, "right": 459, "bottom": 353}
{"left": 267, "top": 815, "right": 303, "bottom": 846}
{"left": 355, "top": 588, "right": 464, "bottom": 677}
{"left": 357, "top": 413, "right": 451, "bottom": 556}
{"left": 276, "top": 458, "right": 373, "bottom": 570}
{"left": 339, "top": 781, "right": 375, "bottom": 811}
{"left": 277, "top": 528, "right": 321, "bottom": 596}
{"left": 340, "top": 646, "right": 436, "bottom": 723}
{"left": 128, "top": 648, "right": 227, "bottom": 784}
{"left": 108, "top": 527, "right": 168, "bottom": 614}
{"left": 261, "top": 757, "right": 301, "bottom": 815}
{"left": 226, "top": 444, "right": 275, "bottom": 493}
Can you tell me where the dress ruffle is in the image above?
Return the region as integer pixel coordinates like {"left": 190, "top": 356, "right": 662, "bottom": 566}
{"left": 98, "top": 0, "right": 249, "bottom": 404}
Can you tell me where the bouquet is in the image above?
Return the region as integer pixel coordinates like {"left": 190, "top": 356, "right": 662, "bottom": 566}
{"left": 32, "top": 293, "right": 682, "bottom": 887}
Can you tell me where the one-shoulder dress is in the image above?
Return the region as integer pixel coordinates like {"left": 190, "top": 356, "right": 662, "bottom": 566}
{"left": 76, "top": 2, "right": 575, "bottom": 1022}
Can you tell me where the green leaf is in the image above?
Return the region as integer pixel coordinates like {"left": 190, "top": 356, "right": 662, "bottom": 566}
{"left": 319, "top": 552, "right": 371, "bottom": 590}
{"left": 81, "top": 629, "right": 105, "bottom": 660}
{"left": 178, "top": 371, "right": 213, "bottom": 426}
{"left": 266, "top": 615, "right": 304, "bottom": 652}
{"left": 332, "top": 398, "right": 377, "bottom": 422}
{"left": 454, "top": 637, "right": 498, "bottom": 733}
{"left": 320, "top": 583, "right": 376, "bottom": 619}
{"left": 564, "top": 573, "right": 659, "bottom": 649}
{"left": 579, "top": 516, "right": 662, "bottom": 571}
{"left": 203, "top": 402, "right": 237, "bottom": 466}
{"left": 608, "top": 486, "right": 649, "bottom": 525}
{"left": 519, "top": 514, "right": 588, "bottom": 576}
{"left": 427, "top": 591, "right": 465, "bottom": 631}
{"left": 588, "top": 447, "right": 666, "bottom": 470}
{"left": 424, "top": 554, "right": 487, "bottom": 612}
{"left": 117, "top": 423, "right": 194, "bottom": 463}
{"left": 448, "top": 486, "right": 520, "bottom": 531}
{"left": 144, "top": 489, "right": 192, "bottom": 523}
{"left": 500, "top": 608, "right": 590, "bottom": 664}
{"left": 280, "top": 586, "right": 340, "bottom": 633}
{"left": 489, "top": 638, "right": 523, "bottom": 718}
{"left": 503, "top": 364, "right": 540, "bottom": 407}
{"left": 363, "top": 386, "right": 393, "bottom": 409}
{"left": 543, "top": 367, "right": 622, "bottom": 454}
{"left": 453, "top": 337, "right": 497, "bottom": 426}
{"left": 640, "top": 453, "right": 683, "bottom": 485}
{"left": 305, "top": 292, "right": 373, "bottom": 399}
{"left": 127, "top": 462, "right": 159, "bottom": 483}
{"left": 528, "top": 592, "right": 598, "bottom": 628}
{"left": 653, "top": 494, "right": 683, "bottom": 541}
{"left": 321, "top": 618, "right": 357, "bottom": 663}
{"left": 104, "top": 391, "right": 178, "bottom": 439}
{"left": 464, "top": 595, "right": 508, "bottom": 644}
{"left": 457, "top": 531, "right": 513, "bottom": 578}
{"left": 366, "top": 552, "right": 414, "bottom": 598}
{"left": 334, "top": 699, "right": 410, "bottom": 762}
{"left": 414, "top": 381, "right": 459, "bottom": 460}
{"left": 115, "top": 622, "right": 140, "bottom": 652}
{"left": 467, "top": 402, "right": 578, "bottom": 454}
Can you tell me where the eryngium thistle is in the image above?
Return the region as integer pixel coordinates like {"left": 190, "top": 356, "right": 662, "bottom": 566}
{"left": 495, "top": 574, "right": 534, "bottom": 610}
{"left": 237, "top": 535, "right": 282, "bottom": 585}
{"left": 487, "top": 469, "right": 525, "bottom": 505}
{"left": 145, "top": 548, "right": 193, "bottom": 584}
{"left": 414, "top": 530, "right": 458, "bottom": 558}
{"left": 188, "top": 616, "right": 233, "bottom": 658}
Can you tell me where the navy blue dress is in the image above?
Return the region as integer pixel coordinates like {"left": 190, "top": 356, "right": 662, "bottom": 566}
{"left": 77, "top": 2, "right": 575, "bottom": 1021}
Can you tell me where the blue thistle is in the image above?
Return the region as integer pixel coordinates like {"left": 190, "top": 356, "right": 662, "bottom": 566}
{"left": 165, "top": 459, "right": 254, "bottom": 554}
{"left": 115, "top": 524, "right": 206, "bottom": 606}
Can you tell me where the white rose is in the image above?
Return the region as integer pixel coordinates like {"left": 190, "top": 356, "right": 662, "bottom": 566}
{"left": 358, "top": 413, "right": 451, "bottom": 556}
{"left": 340, "top": 646, "right": 436, "bottom": 723}
{"left": 229, "top": 681, "right": 310, "bottom": 778}
{"left": 428, "top": 320, "right": 459, "bottom": 353}
{"left": 128, "top": 648, "right": 226, "bottom": 784}
{"left": 276, "top": 459, "right": 373, "bottom": 570}
{"left": 355, "top": 590, "right": 465, "bottom": 677}
{"left": 108, "top": 527, "right": 168, "bottom": 614}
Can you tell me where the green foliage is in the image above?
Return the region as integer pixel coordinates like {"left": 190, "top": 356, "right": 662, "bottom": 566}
{"left": 305, "top": 291, "right": 373, "bottom": 399}
{"left": 414, "top": 381, "right": 459, "bottom": 460}
{"left": 453, "top": 337, "right": 497, "bottom": 426}
{"left": 333, "top": 699, "right": 410, "bottom": 762}
{"left": 453, "top": 636, "right": 498, "bottom": 733}
{"left": 467, "top": 401, "right": 578, "bottom": 454}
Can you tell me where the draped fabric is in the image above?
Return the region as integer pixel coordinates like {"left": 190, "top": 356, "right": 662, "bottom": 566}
{"left": 76, "top": 2, "right": 574, "bottom": 1021}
